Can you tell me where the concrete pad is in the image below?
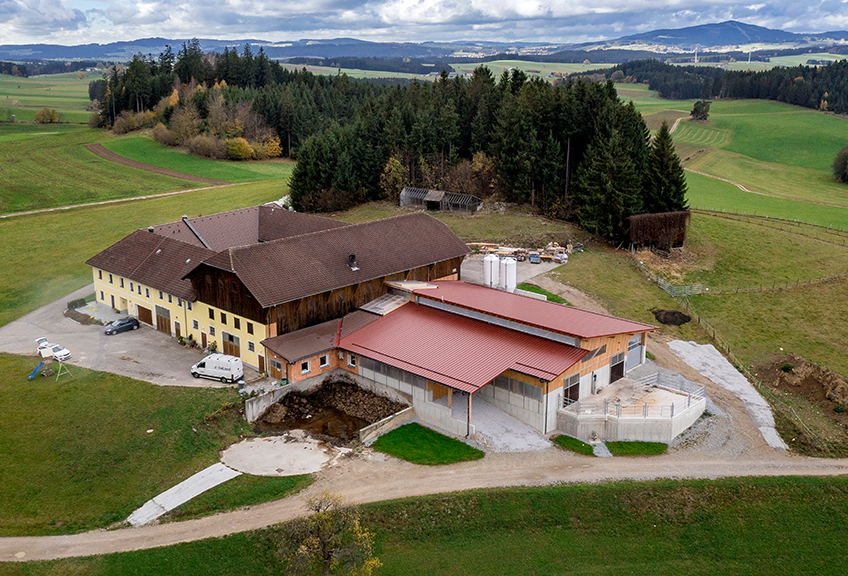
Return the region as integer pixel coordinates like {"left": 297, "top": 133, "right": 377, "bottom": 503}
{"left": 221, "top": 430, "right": 351, "bottom": 476}
{"left": 668, "top": 340, "right": 787, "bottom": 450}
{"left": 127, "top": 463, "right": 242, "bottom": 527}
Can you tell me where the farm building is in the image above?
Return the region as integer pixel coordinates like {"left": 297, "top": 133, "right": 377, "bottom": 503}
{"left": 399, "top": 187, "right": 483, "bottom": 213}
{"left": 259, "top": 280, "right": 690, "bottom": 440}
{"left": 86, "top": 205, "right": 468, "bottom": 372}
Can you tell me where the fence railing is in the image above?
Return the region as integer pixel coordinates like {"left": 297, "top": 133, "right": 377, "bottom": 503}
{"left": 562, "top": 396, "right": 699, "bottom": 419}
{"left": 657, "top": 277, "right": 704, "bottom": 297}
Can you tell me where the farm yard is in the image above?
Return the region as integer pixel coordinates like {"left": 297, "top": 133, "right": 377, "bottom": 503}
{"left": 2, "top": 70, "right": 848, "bottom": 573}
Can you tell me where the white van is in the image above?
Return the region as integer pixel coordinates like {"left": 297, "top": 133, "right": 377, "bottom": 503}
{"left": 190, "top": 354, "right": 244, "bottom": 383}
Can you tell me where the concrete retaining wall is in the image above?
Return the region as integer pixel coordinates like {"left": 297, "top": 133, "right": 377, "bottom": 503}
{"left": 359, "top": 407, "right": 415, "bottom": 443}
{"left": 476, "top": 383, "right": 547, "bottom": 432}
{"left": 556, "top": 397, "right": 706, "bottom": 443}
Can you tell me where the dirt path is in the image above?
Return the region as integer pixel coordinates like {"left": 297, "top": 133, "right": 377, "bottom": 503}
{"left": 1, "top": 277, "right": 845, "bottom": 562}
{"left": 85, "top": 144, "right": 231, "bottom": 185}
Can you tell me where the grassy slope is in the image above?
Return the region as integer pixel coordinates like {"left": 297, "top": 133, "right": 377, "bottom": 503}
{"left": 0, "top": 127, "right": 204, "bottom": 213}
{"left": 0, "top": 180, "right": 286, "bottom": 328}
{"left": 0, "top": 71, "right": 96, "bottom": 123}
{"left": 103, "top": 137, "right": 295, "bottom": 183}
{"left": 6, "top": 477, "right": 848, "bottom": 575}
{"left": 371, "top": 423, "right": 484, "bottom": 465}
{"left": 0, "top": 353, "right": 252, "bottom": 536}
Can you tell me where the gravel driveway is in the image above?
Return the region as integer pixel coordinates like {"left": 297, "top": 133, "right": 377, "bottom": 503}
{"left": 0, "top": 285, "right": 231, "bottom": 388}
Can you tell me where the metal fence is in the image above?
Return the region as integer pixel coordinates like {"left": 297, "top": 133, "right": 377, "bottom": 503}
{"left": 562, "top": 373, "right": 704, "bottom": 419}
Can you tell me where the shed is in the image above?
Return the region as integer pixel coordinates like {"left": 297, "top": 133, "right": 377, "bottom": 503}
{"left": 400, "top": 187, "right": 483, "bottom": 214}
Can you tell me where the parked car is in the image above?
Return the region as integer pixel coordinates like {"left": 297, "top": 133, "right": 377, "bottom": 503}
{"left": 35, "top": 337, "right": 52, "bottom": 351}
{"left": 104, "top": 317, "right": 139, "bottom": 335}
{"left": 528, "top": 251, "right": 541, "bottom": 264}
{"left": 191, "top": 354, "right": 244, "bottom": 383}
{"left": 48, "top": 344, "right": 71, "bottom": 362}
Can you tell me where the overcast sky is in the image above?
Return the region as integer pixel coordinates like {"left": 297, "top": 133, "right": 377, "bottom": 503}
{"left": 2, "top": 0, "right": 847, "bottom": 46}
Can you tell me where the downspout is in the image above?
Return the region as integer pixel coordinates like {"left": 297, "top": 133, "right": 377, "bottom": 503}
{"left": 466, "top": 392, "right": 472, "bottom": 438}
{"left": 544, "top": 381, "right": 549, "bottom": 434}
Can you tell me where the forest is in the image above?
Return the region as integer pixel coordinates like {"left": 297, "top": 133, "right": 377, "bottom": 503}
{"left": 91, "top": 41, "right": 688, "bottom": 240}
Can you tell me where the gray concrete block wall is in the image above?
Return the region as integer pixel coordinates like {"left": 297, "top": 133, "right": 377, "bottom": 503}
{"left": 359, "top": 407, "right": 415, "bottom": 443}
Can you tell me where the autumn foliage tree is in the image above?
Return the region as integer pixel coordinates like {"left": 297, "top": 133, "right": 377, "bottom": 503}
{"left": 280, "top": 492, "right": 380, "bottom": 576}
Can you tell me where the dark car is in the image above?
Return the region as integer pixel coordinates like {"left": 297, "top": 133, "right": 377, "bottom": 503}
{"left": 104, "top": 317, "right": 139, "bottom": 335}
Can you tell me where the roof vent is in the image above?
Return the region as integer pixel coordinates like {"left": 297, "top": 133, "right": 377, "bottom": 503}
{"left": 156, "top": 249, "right": 162, "bottom": 254}
{"left": 348, "top": 253, "right": 359, "bottom": 271}
{"left": 186, "top": 258, "right": 191, "bottom": 263}
{"left": 182, "top": 215, "right": 188, "bottom": 220}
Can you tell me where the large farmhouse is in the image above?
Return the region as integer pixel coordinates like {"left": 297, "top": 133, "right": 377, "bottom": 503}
{"left": 88, "top": 204, "right": 701, "bottom": 442}
{"left": 86, "top": 205, "right": 467, "bottom": 373}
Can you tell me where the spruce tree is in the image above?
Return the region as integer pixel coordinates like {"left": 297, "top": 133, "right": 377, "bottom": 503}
{"left": 646, "top": 120, "right": 688, "bottom": 213}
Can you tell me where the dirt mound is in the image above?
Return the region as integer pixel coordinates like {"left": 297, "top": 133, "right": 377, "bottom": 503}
{"left": 649, "top": 308, "right": 691, "bottom": 326}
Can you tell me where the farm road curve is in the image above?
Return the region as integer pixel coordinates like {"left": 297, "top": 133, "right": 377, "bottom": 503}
{"left": 85, "top": 144, "right": 231, "bottom": 186}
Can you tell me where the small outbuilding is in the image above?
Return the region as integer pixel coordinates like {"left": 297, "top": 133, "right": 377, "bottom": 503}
{"left": 400, "top": 187, "right": 483, "bottom": 214}
{"left": 628, "top": 211, "right": 691, "bottom": 252}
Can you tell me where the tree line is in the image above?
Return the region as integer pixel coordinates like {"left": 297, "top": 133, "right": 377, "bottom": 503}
{"left": 91, "top": 41, "right": 688, "bottom": 240}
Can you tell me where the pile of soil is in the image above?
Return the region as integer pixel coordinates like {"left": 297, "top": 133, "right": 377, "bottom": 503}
{"left": 649, "top": 308, "right": 691, "bottom": 326}
{"left": 259, "top": 380, "right": 408, "bottom": 443}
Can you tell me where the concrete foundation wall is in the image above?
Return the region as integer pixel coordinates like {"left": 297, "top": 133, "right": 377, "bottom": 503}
{"left": 359, "top": 407, "right": 415, "bottom": 443}
{"left": 556, "top": 398, "right": 706, "bottom": 443}
{"left": 476, "top": 383, "right": 546, "bottom": 432}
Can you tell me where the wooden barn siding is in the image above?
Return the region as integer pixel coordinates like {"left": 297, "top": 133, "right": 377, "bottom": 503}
{"left": 190, "top": 266, "right": 266, "bottom": 323}
{"left": 269, "top": 257, "right": 463, "bottom": 335}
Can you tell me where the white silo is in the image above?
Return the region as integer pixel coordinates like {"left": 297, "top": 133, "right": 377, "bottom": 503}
{"left": 483, "top": 254, "right": 499, "bottom": 288}
{"left": 500, "top": 257, "right": 517, "bottom": 292}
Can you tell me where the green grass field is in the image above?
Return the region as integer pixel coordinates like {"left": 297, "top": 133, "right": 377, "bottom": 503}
{"left": 103, "top": 137, "right": 294, "bottom": 182}
{"left": 0, "top": 353, "right": 253, "bottom": 536}
{"left": 6, "top": 476, "right": 848, "bottom": 575}
{"left": 0, "top": 71, "right": 96, "bottom": 123}
{"left": 371, "top": 423, "right": 484, "bottom": 465}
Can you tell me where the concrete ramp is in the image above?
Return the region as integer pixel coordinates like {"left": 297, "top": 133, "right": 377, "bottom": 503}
{"left": 127, "top": 463, "right": 242, "bottom": 527}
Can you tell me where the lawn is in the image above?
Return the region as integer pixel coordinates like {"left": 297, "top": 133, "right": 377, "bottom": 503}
{"left": 0, "top": 180, "right": 287, "bottom": 328}
{"left": 551, "top": 434, "right": 595, "bottom": 456}
{"left": 605, "top": 441, "right": 668, "bottom": 456}
{"left": 0, "top": 353, "right": 253, "bottom": 536}
{"left": 7, "top": 476, "right": 848, "bottom": 575}
{"left": 516, "top": 282, "right": 571, "bottom": 304}
{"left": 0, "top": 127, "right": 204, "bottom": 213}
{"left": 103, "top": 137, "right": 295, "bottom": 183}
{"left": 0, "top": 71, "right": 95, "bottom": 123}
{"left": 371, "top": 423, "right": 484, "bottom": 465}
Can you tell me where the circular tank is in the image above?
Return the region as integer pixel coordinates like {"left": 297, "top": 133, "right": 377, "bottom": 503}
{"left": 500, "top": 257, "right": 517, "bottom": 292}
{"left": 483, "top": 254, "right": 499, "bottom": 287}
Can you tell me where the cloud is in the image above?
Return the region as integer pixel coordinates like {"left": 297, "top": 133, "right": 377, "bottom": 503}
{"left": 4, "top": 0, "right": 848, "bottom": 46}
{"left": 1, "top": 0, "right": 88, "bottom": 35}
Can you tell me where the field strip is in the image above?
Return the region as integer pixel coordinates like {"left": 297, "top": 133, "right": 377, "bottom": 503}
{"left": 85, "top": 143, "right": 231, "bottom": 186}
{"left": 0, "top": 182, "right": 250, "bottom": 219}
{"left": 685, "top": 168, "right": 848, "bottom": 209}
{"left": 669, "top": 116, "right": 685, "bottom": 133}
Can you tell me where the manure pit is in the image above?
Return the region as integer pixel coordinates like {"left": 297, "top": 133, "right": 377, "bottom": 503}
{"left": 256, "top": 380, "right": 408, "bottom": 444}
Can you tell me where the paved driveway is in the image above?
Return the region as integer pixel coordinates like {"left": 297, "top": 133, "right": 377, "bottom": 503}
{"left": 0, "top": 285, "right": 231, "bottom": 388}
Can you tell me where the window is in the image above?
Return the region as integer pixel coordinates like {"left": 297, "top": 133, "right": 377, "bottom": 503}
{"left": 301, "top": 360, "right": 311, "bottom": 374}
{"left": 347, "top": 354, "right": 356, "bottom": 368}
{"left": 205, "top": 274, "right": 212, "bottom": 286}
{"left": 248, "top": 341, "right": 255, "bottom": 352}
{"left": 177, "top": 298, "right": 182, "bottom": 307}
{"left": 208, "top": 308, "right": 215, "bottom": 320}
{"left": 233, "top": 317, "right": 240, "bottom": 330}
{"left": 145, "top": 288, "right": 150, "bottom": 298}
{"left": 320, "top": 355, "right": 329, "bottom": 368}
{"left": 186, "top": 301, "right": 192, "bottom": 311}
{"left": 209, "top": 326, "right": 216, "bottom": 337}
{"left": 99, "top": 290, "right": 104, "bottom": 301}
{"left": 158, "top": 290, "right": 163, "bottom": 300}
{"left": 270, "top": 359, "right": 282, "bottom": 371}
{"left": 108, "top": 273, "right": 113, "bottom": 284}
{"left": 220, "top": 312, "right": 227, "bottom": 325}
{"left": 119, "top": 278, "right": 124, "bottom": 288}
{"left": 581, "top": 344, "right": 607, "bottom": 364}
{"left": 98, "top": 270, "right": 102, "bottom": 280}
{"left": 192, "top": 319, "right": 199, "bottom": 330}
{"left": 168, "top": 294, "right": 172, "bottom": 303}
{"left": 231, "top": 280, "right": 238, "bottom": 292}
{"left": 138, "top": 285, "right": 142, "bottom": 295}
{"left": 129, "top": 282, "right": 134, "bottom": 292}
{"left": 247, "top": 322, "right": 253, "bottom": 335}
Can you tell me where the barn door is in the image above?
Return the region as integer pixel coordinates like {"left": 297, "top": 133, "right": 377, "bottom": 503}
{"left": 155, "top": 305, "right": 171, "bottom": 335}
{"left": 610, "top": 352, "right": 625, "bottom": 383}
{"left": 137, "top": 305, "right": 153, "bottom": 326}
{"left": 222, "top": 333, "right": 240, "bottom": 357}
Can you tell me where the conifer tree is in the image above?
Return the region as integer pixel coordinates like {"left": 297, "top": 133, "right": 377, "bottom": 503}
{"left": 645, "top": 120, "right": 688, "bottom": 213}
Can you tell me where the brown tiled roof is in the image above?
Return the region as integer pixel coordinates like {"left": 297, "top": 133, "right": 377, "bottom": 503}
{"left": 150, "top": 204, "right": 345, "bottom": 252}
{"left": 261, "top": 310, "right": 379, "bottom": 362}
{"left": 196, "top": 212, "right": 470, "bottom": 308}
{"left": 86, "top": 230, "right": 216, "bottom": 300}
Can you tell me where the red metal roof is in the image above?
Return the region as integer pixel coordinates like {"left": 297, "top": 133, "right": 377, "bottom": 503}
{"left": 414, "top": 282, "right": 656, "bottom": 340}
{"left": 262, "top": 310, "right": 380, "bottom": 362}
{"left": 339, "top": 302, "right": 588, "bottom": 394}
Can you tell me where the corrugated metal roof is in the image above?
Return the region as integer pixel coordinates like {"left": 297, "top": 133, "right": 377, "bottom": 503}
{"left": 340, "top": 302, "right": 588, "bottom": 394}
{"left": 414, "top": 281, "right": 657, "bottom": 339}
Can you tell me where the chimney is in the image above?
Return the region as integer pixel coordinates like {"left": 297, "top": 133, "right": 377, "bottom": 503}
{"left": 148, "top": 226, "right": 154, "bottom": 233}
{"left": 348, "top": 253, "right": 359, "bottom": 271}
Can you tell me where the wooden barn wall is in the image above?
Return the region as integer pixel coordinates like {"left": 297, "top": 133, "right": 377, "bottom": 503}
{"left": 188, "top": 266, "right": 265, "bottom": 323}
{"left": 268, "top": 256, "right": 464, "bottom": 335}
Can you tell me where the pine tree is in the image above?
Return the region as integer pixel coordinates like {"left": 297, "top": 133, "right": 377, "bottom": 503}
{"left": 645, "top": 120, "right": 688, "bottom": 213}
{"left": 571, "top": 131, "right": 643, "bottom": 240}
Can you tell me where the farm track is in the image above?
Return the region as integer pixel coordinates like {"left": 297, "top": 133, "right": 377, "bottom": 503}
{"left": 85, "top": 144, "right": 231, "bottom": 186}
